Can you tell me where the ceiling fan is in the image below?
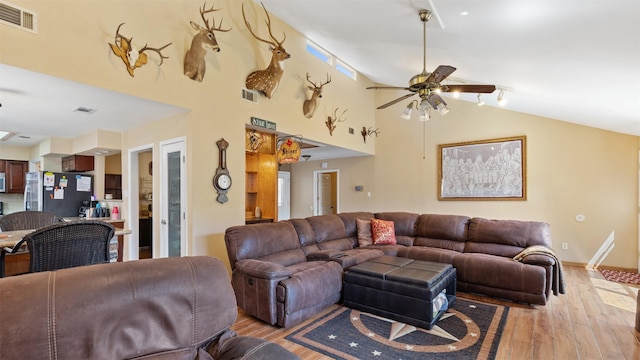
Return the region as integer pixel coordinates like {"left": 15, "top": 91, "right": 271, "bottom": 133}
{"left": 367, "top": 9, "right": 496, "bottom": 112}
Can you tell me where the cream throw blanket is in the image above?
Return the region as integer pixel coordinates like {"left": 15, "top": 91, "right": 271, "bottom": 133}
{"left": 513, "top": 245, "right": 566, "bottom": 296}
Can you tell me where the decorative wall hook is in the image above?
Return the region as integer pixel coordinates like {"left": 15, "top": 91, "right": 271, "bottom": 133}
{"left": 109, "top": 23, "right": 172, "bottom": 77}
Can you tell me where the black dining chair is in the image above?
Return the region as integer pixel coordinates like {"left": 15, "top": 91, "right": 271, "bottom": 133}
{"left": 0, "top": 211, "right": 65, "bottom": 231}
{"left": 3, "top": 220, "right": 115, "bottom": 275}
{"left": 0, "top": 211, "right": 66, "bottom": 277}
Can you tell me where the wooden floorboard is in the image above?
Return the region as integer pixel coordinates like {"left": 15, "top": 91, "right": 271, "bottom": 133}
{"left": 230, "top": 265, "right": 640, "bottom": 359}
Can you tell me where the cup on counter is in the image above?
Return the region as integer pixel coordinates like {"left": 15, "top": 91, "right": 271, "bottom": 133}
{"left": 105, "top": 194, "right": 113, "bottom": 200}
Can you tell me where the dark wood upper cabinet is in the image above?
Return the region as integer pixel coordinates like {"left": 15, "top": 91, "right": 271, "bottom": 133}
{"left": 5, "top": 160, "right": 28, "bottom": 193}
{"left": 62, "top": 155, "right": 94, "bottom": 172}
{"left": 105, "top": 174, "right": 123, "bottom": 199}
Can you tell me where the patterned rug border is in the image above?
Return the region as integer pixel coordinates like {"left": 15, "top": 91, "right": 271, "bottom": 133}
{"left": 286, "top": 298, "right": 509, "bottom": 360}
{"left": 599, "top": 268, "right": 640, "bottom": 285}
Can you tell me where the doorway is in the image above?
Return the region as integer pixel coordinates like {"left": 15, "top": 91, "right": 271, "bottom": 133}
{"left": 278, "top": 171, "right": 290, "bottom": 221}
{"left": 313, "top": 169, "right": 339, "bottom": 215}
{"left": 127, "top": 144, "right": 154, "bottom": 261}
{"left": 160, "top": 138, "right": 187, "bottom": 257}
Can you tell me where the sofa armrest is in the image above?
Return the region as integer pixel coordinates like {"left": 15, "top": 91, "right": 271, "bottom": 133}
{"left": 210, "top": 329, "right": 300, "bottom": 360}
{"left": 235, "top": 259, "right": 293, "bottom": 280}
{"left": 307, "top": 249, "right": 345, "bottom": 260}
{"left": 519, "top": 254, "right": 555, "bottom": 266}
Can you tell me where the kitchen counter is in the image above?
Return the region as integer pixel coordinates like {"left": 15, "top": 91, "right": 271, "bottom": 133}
{"left": 63, "top": 217, "right": 125, "bottom": 224}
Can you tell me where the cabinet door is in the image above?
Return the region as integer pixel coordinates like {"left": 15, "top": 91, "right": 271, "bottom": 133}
{"left": 6, "top": 160, "right": 28, "bottom": 193}
{"left": 0, "top": 160, "right": 6, "bottom": 173}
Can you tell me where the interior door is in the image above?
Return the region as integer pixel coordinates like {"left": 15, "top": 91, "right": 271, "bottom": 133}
{"left": 277, "top": 171, "right": 291, "bottom": 221}
{"left": 317, "top": 173, "right": 334, "bottom": 215}
{"left": 160, "top": 138, "right": 186, "bottom": 257}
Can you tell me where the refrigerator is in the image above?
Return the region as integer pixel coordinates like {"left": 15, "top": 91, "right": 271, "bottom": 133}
{"left": 24, "top": 171, "right": 93, "bottom": 217}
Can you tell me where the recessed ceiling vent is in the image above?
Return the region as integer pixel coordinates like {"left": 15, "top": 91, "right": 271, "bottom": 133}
{"left": 0, "top": 1, "right": 37, "bottom": 33}
{"left": 241, "top": 88, "right": 258, "bottom": 103}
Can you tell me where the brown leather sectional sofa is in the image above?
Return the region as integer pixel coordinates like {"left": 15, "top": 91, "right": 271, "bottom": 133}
{"left": 0, "top": 256, "right": 300, "bottom": 360}
{"left": 225, "top": 212, "right": 561, "bottom": 328}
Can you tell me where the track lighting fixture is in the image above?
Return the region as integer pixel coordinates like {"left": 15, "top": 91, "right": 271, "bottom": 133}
{"left": 477, "top": 94, "right": 485, "bottom": 106}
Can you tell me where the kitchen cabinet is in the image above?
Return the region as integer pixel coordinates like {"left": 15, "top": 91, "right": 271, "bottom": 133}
{"left": 104, "top": 174, "right": 122, "bottom": 199}
{"left": 62, "top": 155, "right": 94, "bottom": 172}
{"left": 0, "top": 160, "right": 5, "bottom": 172}
{"left": 5, "top": 160, "right": 28, "bottom": 193}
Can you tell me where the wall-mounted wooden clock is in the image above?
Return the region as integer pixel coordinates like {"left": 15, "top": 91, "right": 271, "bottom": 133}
{"left": 213, "top": 138, "right": 231, "bottom": 203}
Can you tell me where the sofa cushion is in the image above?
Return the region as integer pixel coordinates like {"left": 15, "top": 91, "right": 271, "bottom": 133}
{"left": 225, "top": 222, "right": 307, "bottom": 267}
{"left": 356, "top": 218, "right": 373, "bottom": 246}
{"left": 288, "top": 218, "right": 320, "bottom": 255}
{"left": 371, "top": 218, "right": 397, "bottom": 245}
{"left": 338, "top": 212, "right": 375, "bottom": 237}
{"left": 374, "top": 212, "right": 418, "bottom": 246}
{"left": 414, "top": 214, "right": 470, "bottom": 252}
{"left": 276, "top": 261, "right": 344, "bottom": 313}
{"left": 307, "top": 215, "right": 356, "bottom": 251}
{"left": 466, "top": 217, "right": 551, "bottom": 257}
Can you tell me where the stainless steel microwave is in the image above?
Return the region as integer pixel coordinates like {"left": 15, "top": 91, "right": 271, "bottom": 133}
{"left": 0, "top": 172, "right": 5, "bottom": 193}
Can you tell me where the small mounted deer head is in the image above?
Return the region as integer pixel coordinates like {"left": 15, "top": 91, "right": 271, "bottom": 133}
{"left": 302, "top": 73, "right": 331, "bottom": 118}
{"left": 325, "top": 107, "right": 347, "bottom": 136}
{"left": 361, "top": 127, "right": 381, "bottom": 143}
{"left": 184, "top": 2, "right": 231, "bottom": 82}
{"left": 242, "top": 3, "right": 290, "bottom": 99}
{"left": 109, "top": 23, "right": 172, "bottom": 77}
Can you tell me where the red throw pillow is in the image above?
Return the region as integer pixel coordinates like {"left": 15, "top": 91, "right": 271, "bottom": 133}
{"left": 371, "top": 218, "right": 396, "bottom": 245}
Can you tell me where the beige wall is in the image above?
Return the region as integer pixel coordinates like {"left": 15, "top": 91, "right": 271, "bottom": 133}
{"left": 2, "top": 1, "right": 638, "bottom": 271}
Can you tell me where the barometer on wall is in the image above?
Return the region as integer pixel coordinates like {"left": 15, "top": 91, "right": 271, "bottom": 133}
{"left": 213, "top": 138, "right": 231, "bottom": 203}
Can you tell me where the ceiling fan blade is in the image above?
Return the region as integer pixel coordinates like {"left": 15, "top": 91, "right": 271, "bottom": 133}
{"left": 426, "top": 65, "right": 456, "bottom": 83}
{"left": 443, "top": 84, "right": 496, "bottom": 93}
{"left": 366, "top": 86, "right": 411, "bottom": 90}
{"left": 376, "top": 93, "right": 416, "bottom": 109}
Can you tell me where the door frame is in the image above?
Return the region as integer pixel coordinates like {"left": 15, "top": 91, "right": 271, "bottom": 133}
{"left": 126, "top": 143, "right": 154, "bottom": 261}
{"left": 159, "top": 137, "right": 187, "bottom": 257}
{"left": 277, "top": 171, "right": 291, "bottom": 221}
{"left": 313, "top": 169, "right": 339, "bottom": 216}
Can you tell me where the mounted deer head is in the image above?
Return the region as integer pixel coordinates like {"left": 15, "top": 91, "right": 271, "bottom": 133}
{"left": 109, "top": 23, "right": 172, "bottom": 77}
{"left": 242, "top": 3, "right": 290, "bottom": 99}
{"left": 361, "top": 126, "right": 381, "bottom": 143}
{"left": 303, "top": 73, "right": 331, "bottom": 118}
{"left": 325, "top": 107, "right": 347, "bottom": 136}
{"left": 184, "top": 2, "right": 231, "bottom": 82}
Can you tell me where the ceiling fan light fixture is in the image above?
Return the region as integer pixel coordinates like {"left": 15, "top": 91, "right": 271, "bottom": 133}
{"left": 400, "top": 103, "right": 414, "bottom": 120}
{"left": 477, "top": 94, "right": 485, "bottom": 106}
{"left": 436, "top": 103, "right": 450, "bottom": 115}
{"left": 452, "top": 91, "right": 460, "bottom": 98}
{"left": 497, "top": 90, "right": 507, "bottom": 106}
{"left": 419, "top": 108, "right": 430, "bottom": 121}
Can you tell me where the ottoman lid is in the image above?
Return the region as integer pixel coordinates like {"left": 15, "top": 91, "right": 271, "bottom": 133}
{"left": 386, "top": 266, "right": 452, "bottom": 287}
{"left": 367, "top": 255, "right": 414, "bottom": 267}
{"left": 348, "top": 261, "right": 399, "bottom": 278}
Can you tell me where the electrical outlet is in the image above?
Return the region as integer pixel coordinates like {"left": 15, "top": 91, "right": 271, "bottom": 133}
{"left": 561, "top": 242, "right": 568, "bottom": 250}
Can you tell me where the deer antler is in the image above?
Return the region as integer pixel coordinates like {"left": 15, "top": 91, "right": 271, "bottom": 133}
{"left": 333, "top": 107, "right": 348, "bottom": 123}
{"left": 242, "top": 2, "right": 285, "bottom": 47}
{"left": 200, "top": 2, "right": 231, "bottom": 32}
{"left": 139, "top": 42, "right": 173, "bottom": 66}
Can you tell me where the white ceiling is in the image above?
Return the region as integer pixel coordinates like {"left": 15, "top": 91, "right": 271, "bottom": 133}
{"left": 1, "top": 0, "right": 638, "bottom": 159}
{"left": 262, "top": 0, "right": 640, "bottom": 136}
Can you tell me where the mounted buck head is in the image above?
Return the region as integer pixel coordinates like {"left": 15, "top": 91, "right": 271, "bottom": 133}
{"left": 325, "top": 107, "right": 347, "bottom": 136}
{"left": 184, "top": 2, "right": 231, "bottom": 82}
{"left": 303, "top": 73, "right": 331, "bottom": 118}
{"left": 242, "top": 3, "right": 290, "bottom": 99}
{"left": 109, "top": 23, "right": 172, "bottom": 77}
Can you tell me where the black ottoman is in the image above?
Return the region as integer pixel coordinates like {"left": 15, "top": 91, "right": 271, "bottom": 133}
{"left": 343, "top": 255, "right": 456, "bottom": 329}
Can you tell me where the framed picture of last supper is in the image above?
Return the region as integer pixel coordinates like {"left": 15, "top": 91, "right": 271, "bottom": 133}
{"left": 438, "top": 136, "right": 526, "bottom": 201}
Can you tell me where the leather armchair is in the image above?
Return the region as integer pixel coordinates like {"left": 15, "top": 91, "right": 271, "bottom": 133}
{"left": 0, "top": 256, "right": 299, "bottom": 360}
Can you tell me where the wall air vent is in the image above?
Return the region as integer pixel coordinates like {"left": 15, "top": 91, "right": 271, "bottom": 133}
{"left": 241, "top": 88, "right": 258, "bottom": 103}
{"left": 0, "top": 1, "right": 37, "bottom": 33}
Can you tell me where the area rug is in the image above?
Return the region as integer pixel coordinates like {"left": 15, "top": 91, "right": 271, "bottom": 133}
{"left": 599, "top": 268, "right": 640, "bottom": 285}
{"left": 286, "top": 298, "right": 509, "bottom": 360}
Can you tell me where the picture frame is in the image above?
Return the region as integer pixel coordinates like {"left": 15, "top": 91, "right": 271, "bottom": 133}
{"left": 438, "top": 135, "right": 526, "bottom": 201}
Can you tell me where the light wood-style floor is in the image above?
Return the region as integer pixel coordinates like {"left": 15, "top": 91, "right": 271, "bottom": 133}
{"left": 231, "top": 265, "right": 640, "bottom": 359}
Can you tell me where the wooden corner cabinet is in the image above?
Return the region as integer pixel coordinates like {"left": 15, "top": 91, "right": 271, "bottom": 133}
{"left": 245, "top": 129, "right": 277, "bottom": 224}
{"left": 62, "top": 155, "right": 94, "bottom": 172}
